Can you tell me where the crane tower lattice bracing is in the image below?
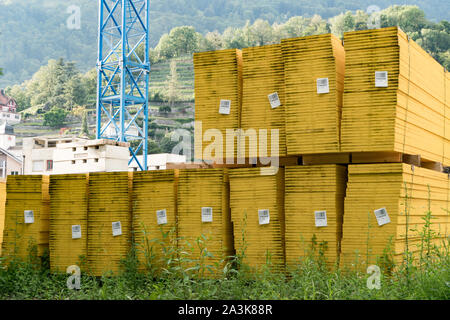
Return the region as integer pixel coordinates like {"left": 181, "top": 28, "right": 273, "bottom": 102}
{"left": 97, "top": 0, "right": 150, "bottom": 171}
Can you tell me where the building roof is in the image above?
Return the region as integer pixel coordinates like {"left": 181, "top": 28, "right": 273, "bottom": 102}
{"left": 0, "top": 147, "right": 22, "bottom": 164}
{"left": 0, "top": 89, "right": 16, "bottom": 107}
{"left": 0, "top": 122, "right": 14, "bottom": 135}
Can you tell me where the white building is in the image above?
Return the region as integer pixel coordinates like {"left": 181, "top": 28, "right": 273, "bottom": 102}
{"left": 53, "top": 139, "right": 129, "bottom": 174}
{"left": 0, "top": 89, "right": 21, "bottom": 125}
{"left": 129, "top": 153, "right": 186, "bottom": 171}
{"left": 22, "top": 136, "right": 130, "bottom": 175}
{"left": 0, "top": 123, "right": 16, "bottom": 150}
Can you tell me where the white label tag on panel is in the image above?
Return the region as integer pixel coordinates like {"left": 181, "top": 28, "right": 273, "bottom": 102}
{"left": 201, "top": 207, "right": 213, "bottom": 223}
{"left": 315, "top": 210, "right": 328, "bottom": 227}
{"left": 24, "top": 210, "right": 34, "bottom": 224}
{"left": 374, "top": 208, "right": 391, "bottom": 226}
{"left": 112, "top": 221, "right": 122, "bottom": 237}
{"left": 258, "top": 209, "right": 270, "bottom": 225}
{"left": 219, "top": 99, "right": 231, "bottom": 115}
{"left": 72, "top": 225, "right": 82, "bottom": 239}
{"left": 375, "top": 71, "right": 388, "bottom": 87}
{"left": 268, "top": 92, "right": 281, "bottom": 109}
{"left": 317, "top": 78, "right": 330, "bottom": 94}
{"left": 156, "top": 209, "right": 168, "bottom": 225}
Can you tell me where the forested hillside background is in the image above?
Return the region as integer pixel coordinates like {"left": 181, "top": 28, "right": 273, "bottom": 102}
{"left": 0, "top": 0, "right": 449, "bottom": 87}
{"left": 0, "top": 2, "right": 449, "bottom": 153}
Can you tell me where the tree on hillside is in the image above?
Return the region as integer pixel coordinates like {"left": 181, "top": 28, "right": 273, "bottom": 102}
{"left": 43, "top": 107, "right": 68, "bottom": 128}
{"left": 0, "top": 68, "right": 3, "bottom": 76}
{"left": 167, "top": 60, "right": 179, "bottom": 107}
{"left": 157, "top": 26, "right": 201, "bottom": 59}
{"left": 26, "top": 58, "right": 86, "bottom": 112}
{"left": 81, "top": 111, "right": 89, "bottom": 136}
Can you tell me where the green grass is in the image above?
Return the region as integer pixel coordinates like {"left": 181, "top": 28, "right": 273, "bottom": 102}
{"left": 0, "top": 225, "right": 448, "bottom": 300}
{"left": 0, "top": 186, "right": 449, "bottom": 300}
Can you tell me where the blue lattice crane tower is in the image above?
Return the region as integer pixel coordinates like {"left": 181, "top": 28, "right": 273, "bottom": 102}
{"left": 96, "top": 0, "right": 150, "bottom": 171}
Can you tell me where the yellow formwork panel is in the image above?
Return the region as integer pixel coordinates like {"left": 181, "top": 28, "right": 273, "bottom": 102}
{"left": 285, "top": 165, "right": 347, "bottom": 269}
{"left": 282, "top": 33, "right": 345, "bottom": 155}
{"left": 340, "top": 163, "right": 450, "bottom": 270}
{"left": 49, "top": 174, "right": 89, "bottom": 273}
{"left": 87, "top": 172, "right": 131, "bottom": 276}
{"left": 177, "top": 168, "right": 233, "bottom": 277}
{"left": 0, "top": 182, "right": 5, "bottom": 256}
{"left": 342, "top": 27, "right": 449, "bottom": 166}
{"left": 229, "top": 168, "right": 285, "bottom": 273}
{"left": 132, "top": 169, "right": 177, "bottom": 273}
{"left": 241, "top": 44, "right": 286, "bottom": 158}
{"left": 194, "top": 49, "right": 243, "bottom": 162}
{"left": 1, "top": 175, "right": 50, "bottom": 260}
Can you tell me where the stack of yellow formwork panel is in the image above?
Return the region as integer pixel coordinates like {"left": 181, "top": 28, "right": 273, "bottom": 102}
{"left": 87, "top": 172, "right": 130, "bottom": 276}
{"left": 49, "top": 174, "right": 89, "bottom": 273}
{"left": 1, "top": 175, "right": 49, "bottom": 260}
{"left": 241, "top": 44, "right": 286, "bottom": 159}
{"left": 177, "top": 168, "right": 233, "bottom": 277}
{"left": 132, "top": 170, "right": 177, "bottom": 273}
{"left": 0, "top": 182, "right": 6, "bottom": 256}
{"left": 342, "top": 27, "right": 450, "bottom": 166}
{"left": 282, "top": 34, "right": 345, "bottom": 155}
{"left": 229, "top": 168, "right": 285, "bottom": 273}
{"left": 194, "top": 49, "right": 243, "bottom": 163}
{"left": 284, "top": 165, "right": 347, "bottom": 268}
{"left": 341, "top": 163, "right": 450, "bottom": 270}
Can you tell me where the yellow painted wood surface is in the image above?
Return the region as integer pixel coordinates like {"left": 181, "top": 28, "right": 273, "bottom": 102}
{"left": 241, "top": 44, "right": 286, "bottom": 158}
{"left": 132, "top": 170, "right": 177, "bottom": 273}
{"left": 229, "top": 168, "right": 285, "bottom": 273}
{"left": 342, "top": 27, "right": 450, "bottom": 166}
{"left": 49, "top": 174, "right": 89, "bottom": 273}
{"left": 285, "top": 165, "right": 346, "bottom": 268}
{"left": 282, "top": 34, "right": 345, "bottom": 155}
{"left": 87, "top": 172, "right": 131, "bottom": 276}
{"left": 340, "top": 163, "right": 450, "bottom": 269}
{"left": 1, "top": 175, "right": 49, "bottom": 260}
{"left": 194, "top": 49, "right": 243, "bottom": 162}
{"left": 177, "top": 168, "right": 233, "bottom": 277}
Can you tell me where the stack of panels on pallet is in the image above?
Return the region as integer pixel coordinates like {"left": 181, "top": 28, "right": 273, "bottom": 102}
{"left": 194, "top": 49, "right": 243, "bottom": 163}
{"left": 49, "top": 174, "right": 88, "bottom": 273}
{"left": 342, "top": 27, "right": 450, "bottom": 166}
{"left": 177, "top": 169, "right": 233, "bottom": 277}
{"left": 341, "top": 163, "right": 449, "bottom": 269}
{"left": 1, "top": 175, "right": 49, "bottom": 259}
{"left": 241, "top": 44, "right": 286, "bottom": 158}
{"left": 282, "top": 34, "right": 345, "bottom": 155}
{"left": 285, "top": 165, "right": 346, "bottom": 268}
{"left": 229, "top": 168, "right": 285, "bottom": 273}
{"left": 132, "top": 170, "right": 177, "bottom": 273}
{"left": 88, "top": 172, "right": 130, "bottom": 276}
{"left": 0, "top": 182, "right": 5, "bottom": 256}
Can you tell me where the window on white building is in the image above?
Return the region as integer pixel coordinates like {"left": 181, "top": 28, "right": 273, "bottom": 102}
{"left": 32, "top": 160, "right": 44, "bottom": 172}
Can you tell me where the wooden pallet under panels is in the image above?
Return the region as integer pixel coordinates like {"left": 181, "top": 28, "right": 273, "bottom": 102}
{"left": 229, "top": 167, "right": 285, "bottom": 273}
{"left": 0, "top": 182, "right": 5, "bottom": 256}
{"left": 87, "top": 172, "right": 131, "bottom": 276}
{"left": 341, "top": 26, "right": 450, "bottom": 166}
{"left": 285, "top": 165, "right": 346, "bottom": 268}
{"left": 1, "top": 175, "right": 50, "bottom": 260}
{"left": 240, "top": 44, "right": 286, "bottom": 158}
{"left": 132, "top": 170, "right": 177, "bottom": 273}
{"left": 49, "top": 174, "right": 89, "bottom": 273}
{"left": 282, "top": 33, "right": 345, "bottom": 155}
{"left": 194, "top": 49, "right": 243, "bottom": 163}
{"left": 177, "top": 168, "right": 233, "bottom": 278}
{"left": 340, "top": 163, "right": 450, "bottom": 270}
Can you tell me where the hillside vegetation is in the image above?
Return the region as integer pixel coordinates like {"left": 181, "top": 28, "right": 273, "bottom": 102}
{"left": 0, "top": 0, "right": 449, "bottom": 87}
{"left": 1, "top": 5, "right": 449, "bottom": 154}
